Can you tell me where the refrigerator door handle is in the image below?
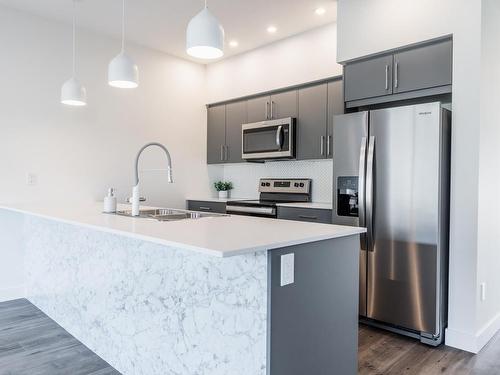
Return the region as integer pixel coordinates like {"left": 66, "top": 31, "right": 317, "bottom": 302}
{"left": 358, "top": 136, "right": 368, "bottom": 250}
{"left": 366, "top": 136, "right": 375, "bottom": 251}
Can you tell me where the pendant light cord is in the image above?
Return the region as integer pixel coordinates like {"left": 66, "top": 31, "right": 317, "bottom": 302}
{"left": 121, "top": 0, "right": 125, "bottom": 52}
{"left": 72, "top": 0, "right": 76, "bottom": 75}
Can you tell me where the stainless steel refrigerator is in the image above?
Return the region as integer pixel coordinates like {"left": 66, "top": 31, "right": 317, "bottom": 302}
{"left": 332, "top": 102, "right": 451, "bottom": 346}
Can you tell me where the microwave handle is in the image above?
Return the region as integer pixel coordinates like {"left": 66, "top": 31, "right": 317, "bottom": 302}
{"left": 276, "top": 125, "right": 283, "bottom": 150}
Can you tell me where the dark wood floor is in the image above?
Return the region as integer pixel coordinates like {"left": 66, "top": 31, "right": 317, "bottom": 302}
{"left": 0, "top": 299, "right": 120, "bottom": 375}
{"left": 2, "top": 299, "right": 500, "bottom": 375}
{"left": 359, "top": 324, "right": 500, "bottom": 375}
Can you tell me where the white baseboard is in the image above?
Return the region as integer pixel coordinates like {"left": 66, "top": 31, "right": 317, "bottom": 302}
{"left": 475, "top": 312, "right": 500, "bottom": 351}
{"left": 0, "top": 285, "right": 25, "bottom": 303}
{"left": 446, "top": 311, "right": 500, "bottom": 353}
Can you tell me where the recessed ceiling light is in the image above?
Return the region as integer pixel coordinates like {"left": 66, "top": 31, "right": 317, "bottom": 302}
{"left": 267, "top": 25, "right": 277, "bottom": 34}
{"left": 315, "top": 7, "right": 326, "bottom": 15}
{"left": 229, "top": 40, "right": 239, "bottom": 48}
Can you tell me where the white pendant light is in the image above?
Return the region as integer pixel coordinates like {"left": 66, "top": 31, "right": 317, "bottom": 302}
{"left": 61, "top": 0, "right": 87, "bottom": 106}
{"left": 186, "top": 0, "right": 224, "bottom": 59}
{"left": 108, "top": 0, "right": 139, "bottom": 88}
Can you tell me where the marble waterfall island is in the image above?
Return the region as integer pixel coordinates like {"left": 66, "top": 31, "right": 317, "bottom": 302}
{"left": 1, "top": 203, "right": 365, "bottom": 375}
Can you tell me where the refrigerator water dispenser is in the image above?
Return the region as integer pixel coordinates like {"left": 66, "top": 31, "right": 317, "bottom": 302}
{"left": 337, "top": 176, "right": 358, "bottom": 217}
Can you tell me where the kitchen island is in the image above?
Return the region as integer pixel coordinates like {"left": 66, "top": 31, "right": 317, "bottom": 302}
{"left": 0, "top": 203, "right": 365, "bottom": 375}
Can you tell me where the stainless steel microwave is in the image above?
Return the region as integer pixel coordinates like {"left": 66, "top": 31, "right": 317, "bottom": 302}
{"left": 241, "top": 117, "right": 296, "bottom": 160}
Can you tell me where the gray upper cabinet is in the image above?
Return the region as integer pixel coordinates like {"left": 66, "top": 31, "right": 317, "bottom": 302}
{"left": 247, "top": 90, "right": 298, "bottom": 122}
{"left": 327, "top": 79, "right": 344, "bottom": 159}
{"left": 344, "top": 38, "right": 452, "bottom": 106}
{"left": 207, "top": 105, "right": 226, "bottom": 164}
{"left": 297, "top": 83, "right": 328, "bottom": 160}
{"left": 225, "top": 101, "right": 246, "bottom": 163}
{"left": 247, "top": 95, "right": 270, "bottom": 123}
{"left": 393, "top": 39, "right": 452, "bottom": 94}
{"left": 270, "top": 90, "right": 298, "bottom": 119}
{"left": 344, "top": 54, "right": 393, "bottom": 102}
{"left": 207, "top": 76, "right": 343, "bottom": 164}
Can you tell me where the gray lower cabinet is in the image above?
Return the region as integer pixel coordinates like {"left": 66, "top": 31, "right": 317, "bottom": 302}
{"left": 297, "top": 83, "right": 328, "bottom": 160}
{"left": 344, "top": 54, "right": 393, "bottom": 102}
{"left": 207, "top": 105, "right": 226, "bottom": 164}
{"left": 277, "top": 206, "right": 332, "bottom": 224}
{"left": 186, "top": 200, "right": 226, "bottom": 214}
{"left": 393, "top": 39, "right": 452, "bottom": 94}
{"left": 225, "top": 101, "right": 246, "bottom": 163}
{"left": 268, "top": 236, "right": 359, "bottom": 375}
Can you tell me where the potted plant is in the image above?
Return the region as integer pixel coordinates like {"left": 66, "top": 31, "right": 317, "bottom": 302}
{"left": 214, "top": 181, "right": 233, "bottom": 199}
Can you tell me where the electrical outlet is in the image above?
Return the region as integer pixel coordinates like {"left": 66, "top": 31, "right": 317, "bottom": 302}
{"left": 26, "top": 173, "right": 38, "bottom": 186}
{"left": 280, "top": 253, "right": 295, "bottom": 287}
{"left": 480, "top": 282, "right": 487, "bottom": 301}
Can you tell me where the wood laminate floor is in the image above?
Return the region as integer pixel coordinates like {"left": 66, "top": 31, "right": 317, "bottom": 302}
{"left": 2, "top": 299, "right": 500, "bottom": 375}
{"left": 359, "top": 324, "right": 500, "bottom": 375}
{"left": 0, "top": 299, "right": 120, "bottom": 375}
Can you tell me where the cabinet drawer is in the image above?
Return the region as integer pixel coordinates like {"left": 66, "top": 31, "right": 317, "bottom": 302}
{"left": 187, "top": 200, "right": 226, "bottom": 214}
{"left": 277, "top": 207, "right": 332, "bottom": 224}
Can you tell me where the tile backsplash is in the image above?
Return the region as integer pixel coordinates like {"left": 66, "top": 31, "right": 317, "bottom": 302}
{"left": 210, "top": 160, "right": 333, "bottom": 202}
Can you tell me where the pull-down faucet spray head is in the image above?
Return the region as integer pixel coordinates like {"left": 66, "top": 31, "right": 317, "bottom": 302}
{"left": 132, "top": 142, "right": 173, "bottom": 216}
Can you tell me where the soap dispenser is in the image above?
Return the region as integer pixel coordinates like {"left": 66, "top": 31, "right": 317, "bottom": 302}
{"left": 103, "top": 188, "right": 117, "bottom": 213}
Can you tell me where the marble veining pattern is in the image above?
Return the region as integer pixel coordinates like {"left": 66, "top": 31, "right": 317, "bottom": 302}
{"left": 24, "top": 216, "right": 267, "bottom": 375}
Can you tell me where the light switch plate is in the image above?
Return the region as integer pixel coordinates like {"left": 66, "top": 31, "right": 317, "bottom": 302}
{"left": 280, "top": 253, "right": 295, "bottom": 286}
{"left": 26, "top": 173, "right": 37, "bottom": 186}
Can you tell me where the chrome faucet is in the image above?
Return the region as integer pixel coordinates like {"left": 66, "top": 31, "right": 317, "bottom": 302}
{"left": 132, "top": 142, "right": 173, "bottom": 216}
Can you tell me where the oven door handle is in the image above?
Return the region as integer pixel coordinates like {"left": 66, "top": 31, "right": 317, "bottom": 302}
{"left": 226, "top": 205, "right": 276, "bottom": 216}
{"left": 276, "top": 125, "right": 284, "bottom": 150}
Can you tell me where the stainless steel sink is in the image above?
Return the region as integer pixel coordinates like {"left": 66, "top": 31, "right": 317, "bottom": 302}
{"left": 111, "top": 208, "right": 227, "bottom": 222}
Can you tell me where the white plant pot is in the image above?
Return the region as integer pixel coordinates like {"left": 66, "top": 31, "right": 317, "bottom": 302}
{"left": 218, "top": 190, "right": 229, "bottom": 199}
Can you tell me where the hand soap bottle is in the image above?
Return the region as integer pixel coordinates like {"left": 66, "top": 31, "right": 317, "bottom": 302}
{"left": 103, "top": 188, "right": 117, "bottom": 213}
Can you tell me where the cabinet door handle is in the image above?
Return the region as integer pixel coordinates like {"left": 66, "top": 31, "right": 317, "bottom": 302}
{"left": 327, "top": 135, "right": 332, "bottom": 156}
{"left": 320, "top": 136, "right": 325, "bottom": 156}
{"left": 265, "top": 102, "right": 270, "bottom": 119}
{"left": 385, "top": 64, "right": 389, "bottom": 90}
{"left": 394, "top": 61, "right": 399, "bottom": 88}
{"left": 220, "top": 145, "right": 224, "bottom": 161}
{"left": 270, "top": 101, "right": 275, "bottom": 119}
{"left": 199, "top": 206, "right": 212, "bottom": 211}
{"left": 299, "top": 215, "right": 318, "bottom": 220}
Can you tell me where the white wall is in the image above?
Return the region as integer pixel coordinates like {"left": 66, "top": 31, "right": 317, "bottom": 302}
{"left": 206, "top": 23, "right": 341, "bottom": 103}
{"left": 205, "top": 24, "right": 340, "bottom": 199}
{"left": 337, "top": 0, "right": 486, "bottom": 352}
{"left": 0, "top": 5, "right": 210, "bottom": 209}
{"left": 0, "top": 6, "right": 211, "bottom": 301}
{"left": 476, "top": 0, "right": 500, "bottom": 351}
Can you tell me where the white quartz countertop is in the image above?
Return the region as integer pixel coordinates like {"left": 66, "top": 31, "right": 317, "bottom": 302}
{"left": 0, "top": 202, "right": 364, "bottom": 258}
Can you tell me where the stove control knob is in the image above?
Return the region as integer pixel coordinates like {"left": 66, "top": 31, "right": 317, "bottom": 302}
{"left": 261, "top": 182, "right": 266, "bottom": 187}
{"left": 299, "top": 183, "right": 305, "bottom": 187}
{"left": 266, "top": 182, "right": 271, "bottom": 187}
{"left": 294, "top": 183, "right": 299, "bottom": 187}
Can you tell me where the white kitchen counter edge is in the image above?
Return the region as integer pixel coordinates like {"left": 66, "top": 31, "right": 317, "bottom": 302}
{"left": 0, "top": 204, "right": 365, "bottom": 258}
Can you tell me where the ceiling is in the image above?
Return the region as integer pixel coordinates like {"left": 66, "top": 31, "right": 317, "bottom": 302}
{"left": 0, "top": 0, "right": 337, "bottom": 64}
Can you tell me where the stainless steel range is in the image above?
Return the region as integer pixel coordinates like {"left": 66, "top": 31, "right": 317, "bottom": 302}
{"left": 226, "top": 178, "right": 311, "bottom": 218}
